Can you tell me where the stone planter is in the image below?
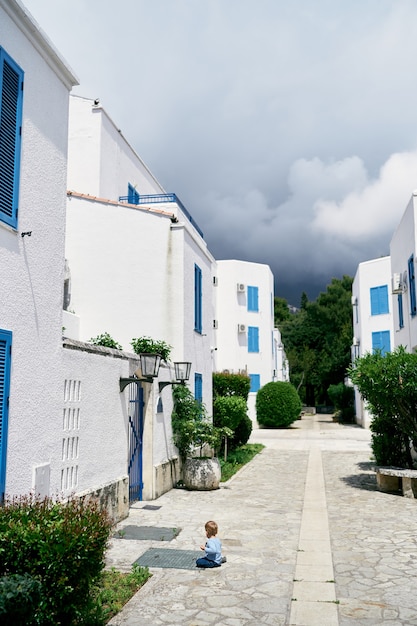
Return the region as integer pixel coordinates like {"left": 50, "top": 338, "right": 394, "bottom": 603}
{"left": 183, "top": 457, "right": 221, "bottom": 491}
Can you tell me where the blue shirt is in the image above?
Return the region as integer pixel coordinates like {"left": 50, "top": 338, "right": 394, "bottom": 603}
{"left": 205, "top": 537, "right": 222, "bottom": 565}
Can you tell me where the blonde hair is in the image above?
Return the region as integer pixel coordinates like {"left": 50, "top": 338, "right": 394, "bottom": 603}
{"left": 205, "top": 520, "right": 218, "bottom": 537}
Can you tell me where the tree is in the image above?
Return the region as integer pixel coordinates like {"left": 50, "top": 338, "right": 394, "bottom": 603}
{"left": 280, "top": 276, "right": 353, "bottom": 405}
{"left": 274, "top": 297, "right": 291, "bottom": 325}
{"left": 349, "top": 346, "right": 417, "bottom": 468}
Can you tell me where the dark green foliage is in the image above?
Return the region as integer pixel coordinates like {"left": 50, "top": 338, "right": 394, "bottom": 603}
{"left": 327, "top": 383, "right": 355, "bottom": 423}
{"left": 349, "top": 346, "right": 417, "bottom": 468}
{"left": 212, "top": 372, "right": 250, "bottom": 400}
{"left": 89, "top": 332, "right": 122, "bottom": 350}
{"left": 256, "top": 381, "right": 302, "bottom": 428}
{"left": 273, "top": 297, "right": 291, "bottom": 324}
{"left": 0, "top": 495, "right": 112, "bottom": 625}
{"left": 231, "top": 414, "right": 253, "bottom": 448}
{"left": 171, "top": 385, "right": 231, "bottom": 461}
{"left": 130, "top": 336, "right": 172, "bottom": 362}
{"left": 213, "top": 396, "right": 247, "bottom": 430}
{"left": 280, "top": 276, "right": 353, "bottom": 405}
{"left": 0, "top": 573, "right": 42, "bottom": 625}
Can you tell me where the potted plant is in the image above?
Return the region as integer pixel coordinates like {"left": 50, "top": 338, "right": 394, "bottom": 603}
{"left": 130, "top": 336, "right": 172, "bottom": 362}
{"left": 171, "top": 385, "right": 232, "bottom": 490}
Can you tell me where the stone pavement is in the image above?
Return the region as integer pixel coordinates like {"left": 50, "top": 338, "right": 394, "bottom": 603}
{"left": 106, "top": 415, "right": 417, "bottom": 625}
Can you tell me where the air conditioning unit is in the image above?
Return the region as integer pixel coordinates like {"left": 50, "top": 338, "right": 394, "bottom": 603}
{"left": 351, "top": 295, "right": 357, "bottom": 306}
{"left": 237, "top": 283, "right": 245, "bottom": 293}
{"left": 238, "top": 323, "right": 246, "bottom": 333}
{"left": 352, "top": 337, "right": 359, "bottom": 346}
{"left": 392, "top": 273, "right": 402, "bottom": 294}
{"left": 213, "top": 319, "right": 218, "bottom": 329}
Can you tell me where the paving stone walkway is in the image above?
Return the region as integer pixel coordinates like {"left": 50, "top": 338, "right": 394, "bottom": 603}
{"left": 106, "top": 415, "right": 417, "bottom": 625}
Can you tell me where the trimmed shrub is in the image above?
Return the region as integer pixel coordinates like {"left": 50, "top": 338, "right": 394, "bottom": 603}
{"left": 213, "top": 372, "right": 250, "bottom": 400}
{"left": 256, "top": 381, "right": 301, "bottom": 428}
{"left": 0, "top": 573, "right": 42, "bottom": 626}
{"left": 213, "top": 396, "right": 248, "bottom": 431}
{"left": 0, "top": 495, "right": 112, "bottom": 625}
{"left": 231, "top": 414, "right": 253, "bottom": 448}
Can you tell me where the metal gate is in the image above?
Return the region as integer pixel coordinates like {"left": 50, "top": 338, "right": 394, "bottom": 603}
{"left": 128, "top": 382, "right": 145, "bottom": 502}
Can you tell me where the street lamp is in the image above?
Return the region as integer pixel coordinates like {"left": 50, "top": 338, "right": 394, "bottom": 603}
{"left": 119, "top": 353, "right": 162, "bottom": 392}
{"left": 158, "top": 361, "right": 192, "bottom": 393}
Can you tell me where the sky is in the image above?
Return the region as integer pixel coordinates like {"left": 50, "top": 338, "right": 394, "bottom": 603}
{"left": 22, "top": 0, "right": 417, "bottom": 305}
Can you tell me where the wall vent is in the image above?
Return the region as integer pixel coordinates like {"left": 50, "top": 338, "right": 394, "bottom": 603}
{"left": 237, "top": 283, "right": 245, "bottom": 293}
{"left": 238, "top": 323, "right": 246, "bottom": 333}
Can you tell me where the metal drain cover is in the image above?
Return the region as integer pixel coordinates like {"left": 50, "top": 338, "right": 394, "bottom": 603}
{"left": 113, "top": 526, "right": 181, "bottom": 541}
{"left": 134, "top": 548, "right": 201, "bottom": 569}
{"left": 141, "top": 505, "right": 161, "bottom": 510}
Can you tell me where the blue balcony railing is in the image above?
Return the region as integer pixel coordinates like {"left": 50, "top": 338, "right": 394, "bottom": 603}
{"left": 119, "top": 192, "right": 204, "bottom": 239}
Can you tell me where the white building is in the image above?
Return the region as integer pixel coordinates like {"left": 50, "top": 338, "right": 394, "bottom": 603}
{"left": 390, "top": 192, "right": 417, "bottom": 351}
{"left": 65, "top": 95, "right": 215, "bottom": 500}
{"left": 351, "top": 256, "right": 394, "bottom": 428}
{"left": 213, "top": 260, "right": 276, "bottom": 423}
{"left": 0, "top": 0, "right": 78, "bottom": 500}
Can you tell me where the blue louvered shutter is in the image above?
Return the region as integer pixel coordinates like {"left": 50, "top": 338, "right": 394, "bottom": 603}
{"left": 0, "top": 48, "right": 23, "bottom": 229}
{"left": 127, "top": 183, "right": 139, "bottom": 204}
{"left": 0, "top": 330, "right": 12, "bottom": 501}
{"left": 370, "top": 285, "right": 389, "bottom": 315}
{"left": 194, "top": 264, "right": 202, "bottom": 333}
{"left": 247, "top": 286, "right": 259, "bottom": 312}
{"left": 194, "top": 373, "right": 202, "bottom": 403}
{"left": 248, "top": 326, "right": 259, "bottom": 353}
{"left": 408, "top": 256, "right": 416, "bottom": 317}
{"left": 398, "top": 294, "right": 404, "bottom": 329}
{"left": 249, "top": 374, "right": 260, "bottom": 392}
{"left": 372, "top": 330, "right": 390, "bottom": 356}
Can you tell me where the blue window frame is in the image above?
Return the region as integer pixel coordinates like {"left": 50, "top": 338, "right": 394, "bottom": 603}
{"left": 372, "top": 330, "right": 390, "bottom": 356}
{"left": 370, "top": 285, "right": 389, "bottom": 316}
{"left": 0, "top": 48, "right": 24, "bottom": 229}
{"left": 194, "top": 373, "right": 202, "bottom": 403}
{"left": 408, "top": 256, "right": 416, "bottom": 317}
{"left": 0, "top": 329, "right": 12, "bottom": 502}
{"left": 247, "top": 286, "right": 259, "bottom": 312}
{"left": 248, "top": 326, "right": 259, "bottom": 352}
{"left": 194, "top": 264, "right": 202, "bottom": 333}
{"left": 127, "top": 183, "right": 139, "bottom": 204}
{"left": 398, "top": 293, "right": 404, "bottom": 329}
{"left": 249, "top": 374, "right": 260, "bottom": 392}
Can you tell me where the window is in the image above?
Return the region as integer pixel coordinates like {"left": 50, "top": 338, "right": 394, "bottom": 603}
{"left": 248, "top": 326, "right": 259, "bottom": 352}
{"left": 0, "top": 329, "right": 12, "bottom": 502}
{"left": 370, "top": 285, "right": 389, "bottom": 315}
{"left": 127, "top": 183, "right": 139, "bottom": 204}
{"left": 0, "top": 48, "right": 24, "bottom": 229}
{"left": 408, "top": 256, "right": 416, "bottom": 317}
{"left": 249, "top": 374, "right": 260, "bottom": 392}
{"left": 398, "top": 293, "right": 404, "bottom": 329}
{"left": 194, "top": 373, "right": 202, "bottom": 403}
{"left": 194, "top": 264, "right": 202, "bottom": 333}
{"left": 247, "top": 286, "right": 259, "bottom": 312}
{"left": 372, "top": 331, "right": 390, "bottom": 356}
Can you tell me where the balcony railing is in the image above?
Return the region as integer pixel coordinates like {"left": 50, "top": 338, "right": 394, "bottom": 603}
{"left": 119, "top": 192, "right": 204, "bottom": 239}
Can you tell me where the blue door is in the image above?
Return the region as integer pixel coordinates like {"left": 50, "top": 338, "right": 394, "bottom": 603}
{"left": 0, "top": 330, "right": 12, "bottom": 502}
{"left": 128, "top": 382, "right": 145, "bottom": 502}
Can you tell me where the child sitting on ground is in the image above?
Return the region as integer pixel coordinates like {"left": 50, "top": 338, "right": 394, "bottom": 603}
{"left": 196, "top": 520, "right": 226, "bottom": 568}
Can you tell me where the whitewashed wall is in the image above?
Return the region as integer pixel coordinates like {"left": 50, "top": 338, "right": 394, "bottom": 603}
{"left": 390, "top": 193, "right": 417, "bottom": 351}
{"left": 214, "top": 260, "right": 275, "bottom": 423}
{"left": 0, "top": 0, "right": 77, "bottom": 496}
{"left": 352, "top": 256, "right": 393, "bottom": 428}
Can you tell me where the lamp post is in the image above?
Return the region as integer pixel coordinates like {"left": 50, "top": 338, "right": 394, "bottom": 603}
{"left": 119, "top": 353, "right": 162, "bottom": 392}
{"left": 158, "top": 361, "right": 192, "bottom": 393}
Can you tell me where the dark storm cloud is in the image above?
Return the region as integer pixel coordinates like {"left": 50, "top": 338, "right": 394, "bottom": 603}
{"left": 24, "top": 0, "right": 417, "bottom": 301}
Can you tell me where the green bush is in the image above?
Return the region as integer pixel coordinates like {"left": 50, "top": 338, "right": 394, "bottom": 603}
{"left": 88, "top": 332, "right": 123, "bottom": 350}
{"left": 213, "top": 396, "right": 248, "bottom": 431}
{"left": 327, "top": 383, "right": 355, "bottom": 423}
{"left": 0, "top": 495, "right": 112, "bottom": 625}
{"left": 256, "top": 381, "right": 301, "bottom": 428}
{"left": 212, "top": 372, "right": 251, "bottom": 400}
{"left": 130, "top": 336, "right": 172, "bottom": 362}
{"left": 231, "top": 414, "right": 253, "bottom": 448}
{"left": 0, "top": 573, "right": 42, "bottom": 625}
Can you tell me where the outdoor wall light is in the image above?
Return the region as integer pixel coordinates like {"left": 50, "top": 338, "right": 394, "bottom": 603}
{"left": 158, "top": 361, "right": 192, "bottom": 393}
{"left": 119, "top": 353, "right": 162, "bottom": 392}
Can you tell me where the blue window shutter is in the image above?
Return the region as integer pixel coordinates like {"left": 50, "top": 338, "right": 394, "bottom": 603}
{"left": 249, "top": 374, "right": 260, "bottom": 392}
{"left": 398, "top": 294, "right": 404, "bottom": 329}
{"left": 370, "top": 285, "right": 389, "bottom": 315}
{"left": 194, "top": 264, "right": 202, "bottom": 333}
{"left": 372, "top": 330, "right": 390, "bottom": 356}
{"left": 0, "top": 48, "right": 24, "bottom": 229}
{"left": 248, "top": 326, "right": 259, "bottom": 352}
{"left": 247, "top": 286, "right": 259, "bottom": 312}
{"left": 127, "top": 183, "right": 139, "bottom": 204}
{"left": 0, "top": 330, "right": 12, "bottom": 501}
{"left": 408, "top": 256, "right": 416, "bottom": 317}
{"left": 194, "top": 373, "right": 202, "bottom": 403}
